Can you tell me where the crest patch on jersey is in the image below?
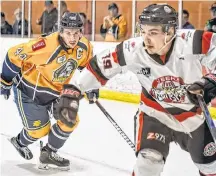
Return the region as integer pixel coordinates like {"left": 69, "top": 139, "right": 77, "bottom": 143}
{"left": 52, "top": 59, "right": 77, "bottom": 82}
{"left": 124, "top": 41, "right": 136, "bottom": 52}
{"left": 32, "top": 39, "right": 46, "bottom": 51}
{"left": 181, "top": 31, "right": 192, "bottom": 42}
{"left": 181, "top": 33, "right": 185, "bottom": 39}
{"left": 137, "top": 67, "right": 151, "bottom": 77}
{"left": 131, "top": 41, "right": 135, "bottom": 48}
{"left": 57, "top": 55, "right": 67, "bottom": 64}
{"left": 150, "top": 76, "right": 188, "bottom": 103}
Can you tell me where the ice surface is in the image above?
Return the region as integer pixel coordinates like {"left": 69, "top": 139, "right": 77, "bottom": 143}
{"left": 1, "top": 95, "right": 213, "bottom": 176}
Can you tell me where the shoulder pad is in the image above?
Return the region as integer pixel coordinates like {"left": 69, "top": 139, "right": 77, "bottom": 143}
{"left": 77, "top": 37, "right": 92, "bottom": 51}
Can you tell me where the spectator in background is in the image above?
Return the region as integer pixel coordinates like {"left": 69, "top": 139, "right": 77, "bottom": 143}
{"left": 100, "top": 3, "right": 127, "bottom": 42}
{"left": 182, "top": 9, "right": 194, "bottom": 29}
{"left": 79, "top": 13, "right": 92, "bottom": 40}
{"left": 60, "top": 1, "right": 69, "bottom": 17}
{"left": 1, "top": 12, "right": 13, "bottom": 35}
{"left": 204, "top": 2, "right": 216, "bottom": 32}
{"left": 52, "top": 1, "right": 69, "bottom": 32}
{"left": 36, "top": 0, "right": 58, "bottom": 35}
{"left": 12, "top": 8, "right": 31, "bottom": 36}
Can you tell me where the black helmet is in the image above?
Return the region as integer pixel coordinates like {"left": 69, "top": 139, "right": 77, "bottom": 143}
{"left": 139, "top": 4, "right": 177, "bottom": 28}
{"left": 60, "top": 13, "right": 83, "bottom": 30}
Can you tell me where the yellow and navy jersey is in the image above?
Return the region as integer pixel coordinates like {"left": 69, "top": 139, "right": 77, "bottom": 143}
{"left": 1, "top": 32, "right": 93, "bottom": 105}
{"left": 100, "top": 14, "right": 127, "bottom": 42}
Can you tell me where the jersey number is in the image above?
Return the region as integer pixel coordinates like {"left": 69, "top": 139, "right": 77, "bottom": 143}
{"left": 102, "top": 53, "right": 112, "bottom": 69}
{"left": 103, "top": 59, "right": 112, "bottom": 69}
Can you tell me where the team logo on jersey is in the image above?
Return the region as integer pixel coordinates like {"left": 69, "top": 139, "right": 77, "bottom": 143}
{"left": 57, "top": 55, "right": 67, "bottom": 64}
{"left": 53, "top": 59, "right": 77, "bottom": 82}
{"left": 203, "top": 142, "right": 216, "bottom": 156}
{"left": 76, "top": 48, "right": 83, "bottom": 60}
{"left": 124, "top": 41, "right": 136, "bottom": 52}
{"left": 137, "top": 67, "right": 151, "bottom": 77}
{"left": 150, "top": 76, "right": 188, "bottom": 103}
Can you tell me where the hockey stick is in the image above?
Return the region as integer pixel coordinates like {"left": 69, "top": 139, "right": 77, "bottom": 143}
{"left": 95, "top": 100, "right": 136, "bottom": 151}
{"left": 197, "top": 95, "right": 216, "bottom": 144}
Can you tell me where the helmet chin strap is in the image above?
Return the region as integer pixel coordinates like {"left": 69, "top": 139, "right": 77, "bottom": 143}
{"left": 156, "top": 33, "right": 176, "bottom": 55}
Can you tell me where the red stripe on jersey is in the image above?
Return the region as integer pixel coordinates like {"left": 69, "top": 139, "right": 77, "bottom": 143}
{"left": 86, "top": 63, "right": 108, "bottom": 85}
{"left": 141, "top": 93, "right": 202, "bottom": 122}
{"left": 141, "top": 93, "right": 167, "bottom": 113}
{"left": 202, "top": 32, "right": 213, "bottom": 54}
{"left": 174, "top": 108, "right": 202, "bottom": 122}
{"left": 136, "top": 111, "right": 144, "bottom": 152}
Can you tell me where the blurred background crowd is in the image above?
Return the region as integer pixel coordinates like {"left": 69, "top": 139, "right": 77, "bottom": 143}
{"left": 1, "top": 0, "right": 216, "bottom": 42}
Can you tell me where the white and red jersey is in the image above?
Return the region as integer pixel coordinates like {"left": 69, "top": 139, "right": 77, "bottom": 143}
{"left": 71, "top": 29, "right": 216, "bottom": 133}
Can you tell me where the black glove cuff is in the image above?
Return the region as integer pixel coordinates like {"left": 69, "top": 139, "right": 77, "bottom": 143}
{"left": 204, "top": 74, "right": 216, "bottom": 85}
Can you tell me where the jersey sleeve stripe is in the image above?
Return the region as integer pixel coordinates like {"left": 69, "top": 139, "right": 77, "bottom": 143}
{"left": 193, "top": 30, "right": 204, "bottom": 54}
{"left": 2, "top": 53, "right": 20, "bottom": 82}
{"left": 5, "top": 52, "right": 20, "bottom": 73}
{"left": 116, "top": 42, "right": 126, "bottom": 66}
{"left": 193, "top": 30, "right": 213, "bottom": 54}
{"left": 86, "top": 56, "right": 109, "bottom": 85}
{"left": 202, "top": 32, "right": 213, "bottom": 54}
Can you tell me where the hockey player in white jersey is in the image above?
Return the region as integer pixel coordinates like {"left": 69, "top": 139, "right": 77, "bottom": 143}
{"left": 55, "top": 4, "right": 216, "bottom": 176}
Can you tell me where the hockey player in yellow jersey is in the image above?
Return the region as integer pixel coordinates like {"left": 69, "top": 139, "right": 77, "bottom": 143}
{"left": 0, "top": 13, "right": 98, "bottom": 170}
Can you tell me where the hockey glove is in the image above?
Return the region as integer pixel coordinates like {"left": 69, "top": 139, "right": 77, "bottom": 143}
{"left": 86, "top": 89, "right": 99, "bottom": 104}
{"left": 56, "top": 84, "right": 83, "bottom": 128}
{"left": 0, "top": 75, "right": 13, "bottom": 100}
{"left": 187, "top": 74, "right": 216, "bottom": 106}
